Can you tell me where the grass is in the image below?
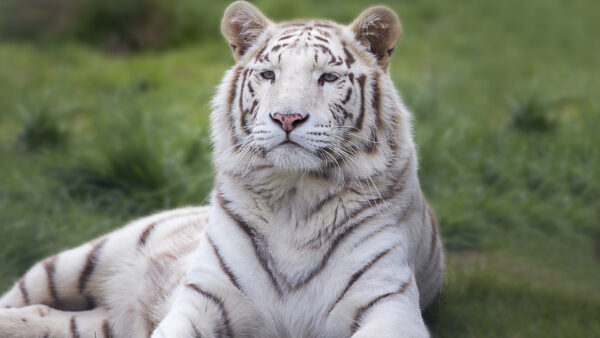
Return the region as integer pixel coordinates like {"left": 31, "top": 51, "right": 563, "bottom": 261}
{"left": 1, "top": 0, "right": 599, "bottom": 336}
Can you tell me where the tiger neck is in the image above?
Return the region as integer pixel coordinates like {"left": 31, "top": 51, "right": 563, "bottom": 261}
{"left": 215, "top": 149, "right": 415, "bottom": 235}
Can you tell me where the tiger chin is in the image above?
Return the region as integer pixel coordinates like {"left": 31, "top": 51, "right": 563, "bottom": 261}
{"left": 0, "top": 2, "right": 444, "bottom": 337}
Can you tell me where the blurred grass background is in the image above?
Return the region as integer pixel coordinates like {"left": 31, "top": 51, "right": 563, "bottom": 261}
{"left": 0, "top": 0, "right": 599, "bottom": 336}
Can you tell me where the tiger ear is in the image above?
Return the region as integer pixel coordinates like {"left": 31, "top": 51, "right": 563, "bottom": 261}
{"left": 221, "top": 1, "right": 271, "bottom": 61}
{"left": 350, "top": 6, "right": 402, "bottom": 70}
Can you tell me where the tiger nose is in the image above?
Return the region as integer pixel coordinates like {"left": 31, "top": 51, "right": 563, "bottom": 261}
{"left": 270, "top": 112, "right": 308, "bottom": 132}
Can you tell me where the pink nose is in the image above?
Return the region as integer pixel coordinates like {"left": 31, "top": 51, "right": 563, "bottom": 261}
{"left": 271, "top": 112, "right": 307, "bottom": 132}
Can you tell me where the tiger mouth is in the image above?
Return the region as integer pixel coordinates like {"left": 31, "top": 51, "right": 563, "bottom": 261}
{"left": 275, "top": 140, "right": 312, "bottom": 153}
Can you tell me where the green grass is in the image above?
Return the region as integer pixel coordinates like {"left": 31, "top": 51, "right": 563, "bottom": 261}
{"left": 1, "top": 0, "right": 599, "bottom": 336}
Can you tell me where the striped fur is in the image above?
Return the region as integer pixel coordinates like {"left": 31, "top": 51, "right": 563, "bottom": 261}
{"left": 0, "top": 2, "right": 443, "bottom": 337}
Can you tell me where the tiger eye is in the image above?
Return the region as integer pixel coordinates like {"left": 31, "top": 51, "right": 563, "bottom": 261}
{"left": 261, "top": 70, "right": 276, "bottom": 80}
{"left": 320, "top": 73, "right": 338, "bottom": 82}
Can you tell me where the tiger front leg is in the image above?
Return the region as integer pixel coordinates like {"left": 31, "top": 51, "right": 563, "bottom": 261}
{"left": 151, "top": 283, "right": 259, "bottom": 338}
{"left": 349, "top": 277, "right": 430, "bottom": 338}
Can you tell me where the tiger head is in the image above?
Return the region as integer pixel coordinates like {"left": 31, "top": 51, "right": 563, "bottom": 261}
{"left": 212, "top": 1, "right": 411, "bottom": 180}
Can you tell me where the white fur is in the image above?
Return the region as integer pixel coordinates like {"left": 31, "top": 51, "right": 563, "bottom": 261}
{"left": 0, "top": 4, "right": 443, "bottom": 338}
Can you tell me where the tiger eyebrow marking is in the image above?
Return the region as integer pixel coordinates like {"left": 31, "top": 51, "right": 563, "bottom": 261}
{"left": 314, "top": 35, "right": 328, "bottom": 43}
{"left": 254, "top": 44, "right": 268, "bottom": 62}
{"left": 277, "top": 34, "right": 295, "bottom": 41}
{"left": 316, "top": 29, "right": 331, "bottom": 37}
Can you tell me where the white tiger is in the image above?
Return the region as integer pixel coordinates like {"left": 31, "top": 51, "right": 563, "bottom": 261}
{"left": 0, "top": 2, "right": 444, "bottom": 337}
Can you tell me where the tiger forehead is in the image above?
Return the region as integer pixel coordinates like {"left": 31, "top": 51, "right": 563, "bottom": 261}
{"left": 255, "top": 21, "right": 355, "bottom": 68}
{"left": 272, "top": 21, "right": 341, "bottom": 47}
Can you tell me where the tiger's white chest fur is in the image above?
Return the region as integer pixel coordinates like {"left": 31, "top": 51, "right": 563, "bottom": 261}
{"left": 0, "top": 3, "right": 443, "bottom": 338}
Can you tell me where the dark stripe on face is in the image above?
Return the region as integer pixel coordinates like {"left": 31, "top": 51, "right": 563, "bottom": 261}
{"left": 254, "top": 44, "right": 268, "bottom": 62}
{"left": 216, "top": 192, "right": 283, "bottom": 296}
{"left": 278, "top": 34, "right": 295, "bottom": 41}
{"left": 43, "top": 256, "right": 60, "bottom": 307}
{"left": 247, "top": 81, "right": 255, "bottom": 96}
{"left": 341, "top": 87, "right": 352, "bottom": 104}
{"left": 354, "top": 74, "right": 367, "bottom": 131}
{"left": 364, "top": 126, "right": 378, "bottom": 153}
{"left": 241, "top": 99, "right": 258, "bottom": 135}
{"left": 102, "top": 320, "right": 112, "bottom": 338}
{"left": 350, "top": 278, "right": 412, "bottom": 333}
{"left": 18, "top": 278, "right": 30, "bottom": 305}
{"left": 328, "top": 246, "right": 395, "bottom": 314}
{"left": 343, "top": 45, "right": 356, "bottom": 68}
{"left": 316, "top": 29, "right": 331, "bottom": 37}
{"left": 206, "top": 234, "right": 244, "bottom": 293}
{"left": 238, "top": 68, "right": 250, "bottom": 134}
{"left": 228, "top": 67, "right": 243, "bottom": 149}
{"left": 70, "top": 316, "right": 80, "bottom": 338}
{"left": 312, "top": 43, "right": 332, "bottom": 54}
{"left": 78, "top": 238, "right": 108, "bottom": 294}
{"left": 371, "top": 72, "right": 381, "bottom": 128}
{"left": 314, "top": 35, "right": 328, "bottom": 43}
{"left": 185, "top": 284, "right": 234, "bottom": 338}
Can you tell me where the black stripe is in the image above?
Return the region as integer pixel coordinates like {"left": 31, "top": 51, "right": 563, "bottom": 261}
{"left": 350, "top": 278, "right": 412, "bottom": 333}
{"left": 138, "top": 211, "right": 205, "bottom": 249}
{"left": 216, "top": 193, "right": 284, "bottom": 296}
{"left": 43, "top": 256, "right": 61, "bottom": 308}
{"left": 18, "top": 278, "right": 30, "bottom": 305}
{"left": 255, "top": 45, "right": 267, "bottom": 62}
{"left": 305, "top": 159, "right": 411, "bottom": 248}
{"left": 306, "top": 191, "right": 341, "bottom": 220}
{"left": 341, "top": 87, "right": 353, "bottom": 104}
{"left": 371, "top": 72, "right": 381, "bottom": 128}
{"left": 186, "top": 284, "right": 234, "bottom": 338}
{"left": 238, "top": 68, "right": 249, "bottom": 134}
{"left": 314, "top": 35, "right": 328, "bottom": 43}
{"left": 228, "top": 66, "right": 242, "bottom": 150}
{"left": 138, "top": 223, "right": 156, "bottom": 247}
{"left": 355, "top": 74, "right": 367, "bottom": 131}
{"left": 328, "top": 247, "right": 395, "bottom": 314}
{"left": 206, "top": 234, "right": 244, "bottom": 292}
{"left": 78, "top": 238, "right": 108, "bottom": 294}
{"left": 277, "top": 34, "right": 295, "bottom": 41}
{"left": 70, "top": 316, "right": 80, "bottom": 338}
{"left": 102, "top": 319, "right": 112, "bottom": 338}
{"left": 343, "top": 44, "right": 356, "bottom": 68}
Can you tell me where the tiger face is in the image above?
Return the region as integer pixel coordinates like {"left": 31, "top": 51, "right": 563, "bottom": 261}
{"left": 214, "top": 1, "right": 403, "bottom": 175}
